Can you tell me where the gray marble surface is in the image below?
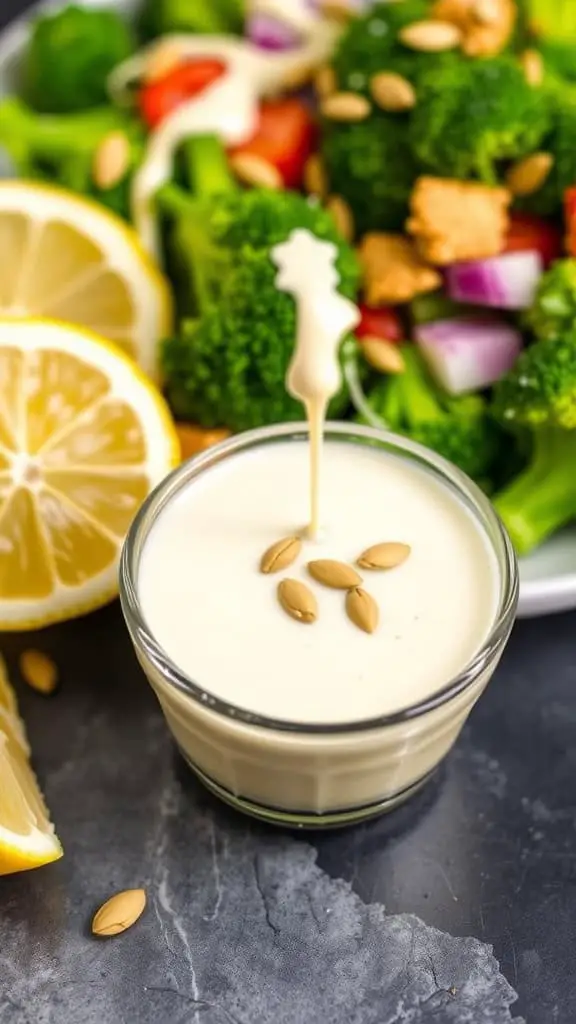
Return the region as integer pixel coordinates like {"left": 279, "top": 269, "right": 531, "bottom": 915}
{"left": 1, "top": 603, "right": 576, "bottom": 1023}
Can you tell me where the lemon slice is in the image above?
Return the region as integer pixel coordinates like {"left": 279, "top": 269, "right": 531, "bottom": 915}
{"left": 0, "top": 181, "right": 172, "bottom": 380}
{"left": 0, "top": 655, "right": 62, "bottom": 875}
{"left": 0, "top": 318, "right": 179, "bottom": 630}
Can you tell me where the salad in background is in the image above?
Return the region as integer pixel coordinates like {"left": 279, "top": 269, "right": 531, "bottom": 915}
{"left": 1, "top": 0, "right": 576, "bottom": 559}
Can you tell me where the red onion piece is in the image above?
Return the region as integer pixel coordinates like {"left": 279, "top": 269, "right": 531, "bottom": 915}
{"left": 247, "top": 12, "right": 302, "bottom": 50}
{"left": 415, "top": 317, "right": 523, "bottom": 395}
{"left": 446, "top": 251, "right": 543, "bottom": 311}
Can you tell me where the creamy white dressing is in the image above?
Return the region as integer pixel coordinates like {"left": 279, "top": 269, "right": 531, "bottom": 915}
{"left": 138, "top": 439, "right": 499, "bottom": 724}
{"left": 125, "top": 23, "right": 340, "bottom": 255}
{"left": 271, "top": 229, "right": 359, "bottom": 536}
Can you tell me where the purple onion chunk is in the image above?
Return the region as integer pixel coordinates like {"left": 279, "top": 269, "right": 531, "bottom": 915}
{"left": 415, "top": 317, "right": 523, "bottom": 395}
{"left": 247, "top": 12, "right": 303, "bottom": 50}
{"left": 446, "top": 251, "right": 544, "bottom": 311}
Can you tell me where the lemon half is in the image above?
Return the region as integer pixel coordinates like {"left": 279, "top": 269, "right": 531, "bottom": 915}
{"left": 0, "top": 318, "right": 179, "bottom": 630}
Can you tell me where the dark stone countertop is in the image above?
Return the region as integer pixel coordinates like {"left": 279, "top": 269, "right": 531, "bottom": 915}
{"left": 1, "top": 602, "right": 576, "bottom": 1024}
{"left": 2, "top": 5, "right": 576, "bottom": 1021}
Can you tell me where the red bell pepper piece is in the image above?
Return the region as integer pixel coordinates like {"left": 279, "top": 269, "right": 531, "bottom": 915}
{"left": 229, "top": 99, "right": 316, "bottom": 189}
{"left": 504, "top": 212, "right": 562, "bottom": 268}
{"left": 139, "top": 58, "right": 227, "bottom": 130}
{"left": 355, "top": 303, "right": 404, "bottom": 344}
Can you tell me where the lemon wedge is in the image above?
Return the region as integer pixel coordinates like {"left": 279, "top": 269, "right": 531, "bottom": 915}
{"left": 0, "top": 181, "right": 171, "bottom": 379}
{"left": 0, "top": 655, "right": 62, "bottom": 875}
{"left": 0, "top": 318, "right": 179, "bottom": 630}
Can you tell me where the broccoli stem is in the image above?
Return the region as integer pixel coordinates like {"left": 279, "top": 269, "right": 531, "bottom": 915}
{"left": 213, "top": 0, "right": 245, "bottom": 33}
{"left": 158, "top": 137, "right": 236, "bottom": 318}
{"left": 184, "top": 134, "right": 237, "bottom": 200}
{"left": 140, "top": 0, "right": 244, "bottom": 39}
{"left": 0, "top": 98, "right": 124, "bottom": 163}
{"left": 493, "top": 429, "right": 576, "bottom": 555}
{"left": 409, "top": 291, "right": 468, "bottom": 325}
{"left": 527, "top": 0, "right": 576, "bottom": 38}
{"left": 156, "top": 182, "right": 198, "bottom": 218}
{"left": 398, "top": 345, "right": 444, "bottom": 425}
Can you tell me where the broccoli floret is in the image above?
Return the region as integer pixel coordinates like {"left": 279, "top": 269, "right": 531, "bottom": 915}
{"left": 321, "top": 113, "right": 420, "bottom": 236}
{"left": 493, "top": 332, "right": 576, "bottom": 429}
{"left": 0, "top": 97, "right": 144, "bottom": 221}
{"left": 331, "top": 0, "right": 459, "bottom": 97}
{"left": 358, "top": 345, "right": 500, "bottom": 484}
{"left": 518, "top": 85, "right": 576, "bottom": 217}
{"left": 410, "top": 56, "right": 551, "bottom": 183}
{"left": 321, "top": 0, "right": 466, "bottom": 235}
{"left": 525, "top": 259, "right": 576, "bottom": 342}
{"left": 161, "top": 136, "right": 360, "bottom": 432}
{"left": 322, "top": 0, "right": 459, "bottom": 235}
{"left": 22, "top": 5, "right": 135, "bottom": 114}
{"left": 492, "top": 335, "right": 576, "bottom": 553}
{"left": 139, "top": 0, "right": 243, "bottom": 39}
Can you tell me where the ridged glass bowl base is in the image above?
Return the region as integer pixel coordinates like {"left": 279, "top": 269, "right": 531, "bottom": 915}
{"left": 177, "top": 747, "right": 435, "bottom": 829}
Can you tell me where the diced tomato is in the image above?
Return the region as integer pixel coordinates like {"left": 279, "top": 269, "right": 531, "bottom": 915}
{"left": 355, "top": 303, "right": 404, "bottom": 344}
{"left": 503, "top": 212, "right": 562, "bottom": 268}
{"left": 229, "top": 99, "right": 316, "bottom": 189}
{"left": 139, "top": 58, "right": 227, "bottom": 129}
{"left": 564, "top": 188, "right": 576, "bottom": 257}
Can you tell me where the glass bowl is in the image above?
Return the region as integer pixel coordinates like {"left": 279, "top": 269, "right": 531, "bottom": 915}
{"left": 120, "top": 421, "right": 518, "bottom": 828}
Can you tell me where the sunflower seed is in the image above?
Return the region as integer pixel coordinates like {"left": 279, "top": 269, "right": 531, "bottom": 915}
{"left": 370, "top": 72, "right": 416, "bottom": 112}
{"left": 361, "top": 338, "right": 406, "bottom": 375}
{"left": 399, "top": 20, "right": 463, "bottom": 52}
{"left": 320, "top": 91, "right": 371, "bottom": 122}
{"left": 357, "top": 542, "right": 411, "bottom": 570}
{"left": 277, "top": 579, "right": 318, "bottom": 624}
{"left": 260, "top": 536, "right": 302, "bottom": 574}
{"left": 92, "top": 131, "right": 131, "bottom": 190}
{"left": 19, "top": 650, "right": 58, "bottom": 696}
{"left": 506, "top": 152, "right": 554, "bottom": 197}
{"left": 346, "top": 587, "right": 379, "bottom": 634}
{"left": 308, "top": 560, "right": 362, "bottom": 589}
{"left": 92, "top": 889, "right": 147, "bottom": 937}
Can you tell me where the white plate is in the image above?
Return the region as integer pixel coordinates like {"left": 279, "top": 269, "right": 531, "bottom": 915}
{"left": 1, "top": 0, "right": 575, "bottom": 618}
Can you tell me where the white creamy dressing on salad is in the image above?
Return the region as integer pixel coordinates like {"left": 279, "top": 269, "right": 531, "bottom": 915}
{"left": 126, "top": 23, "right": 340, "bottom": 255}
{"left": 272, "top": 229, "right": 360, "bottom": 537}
